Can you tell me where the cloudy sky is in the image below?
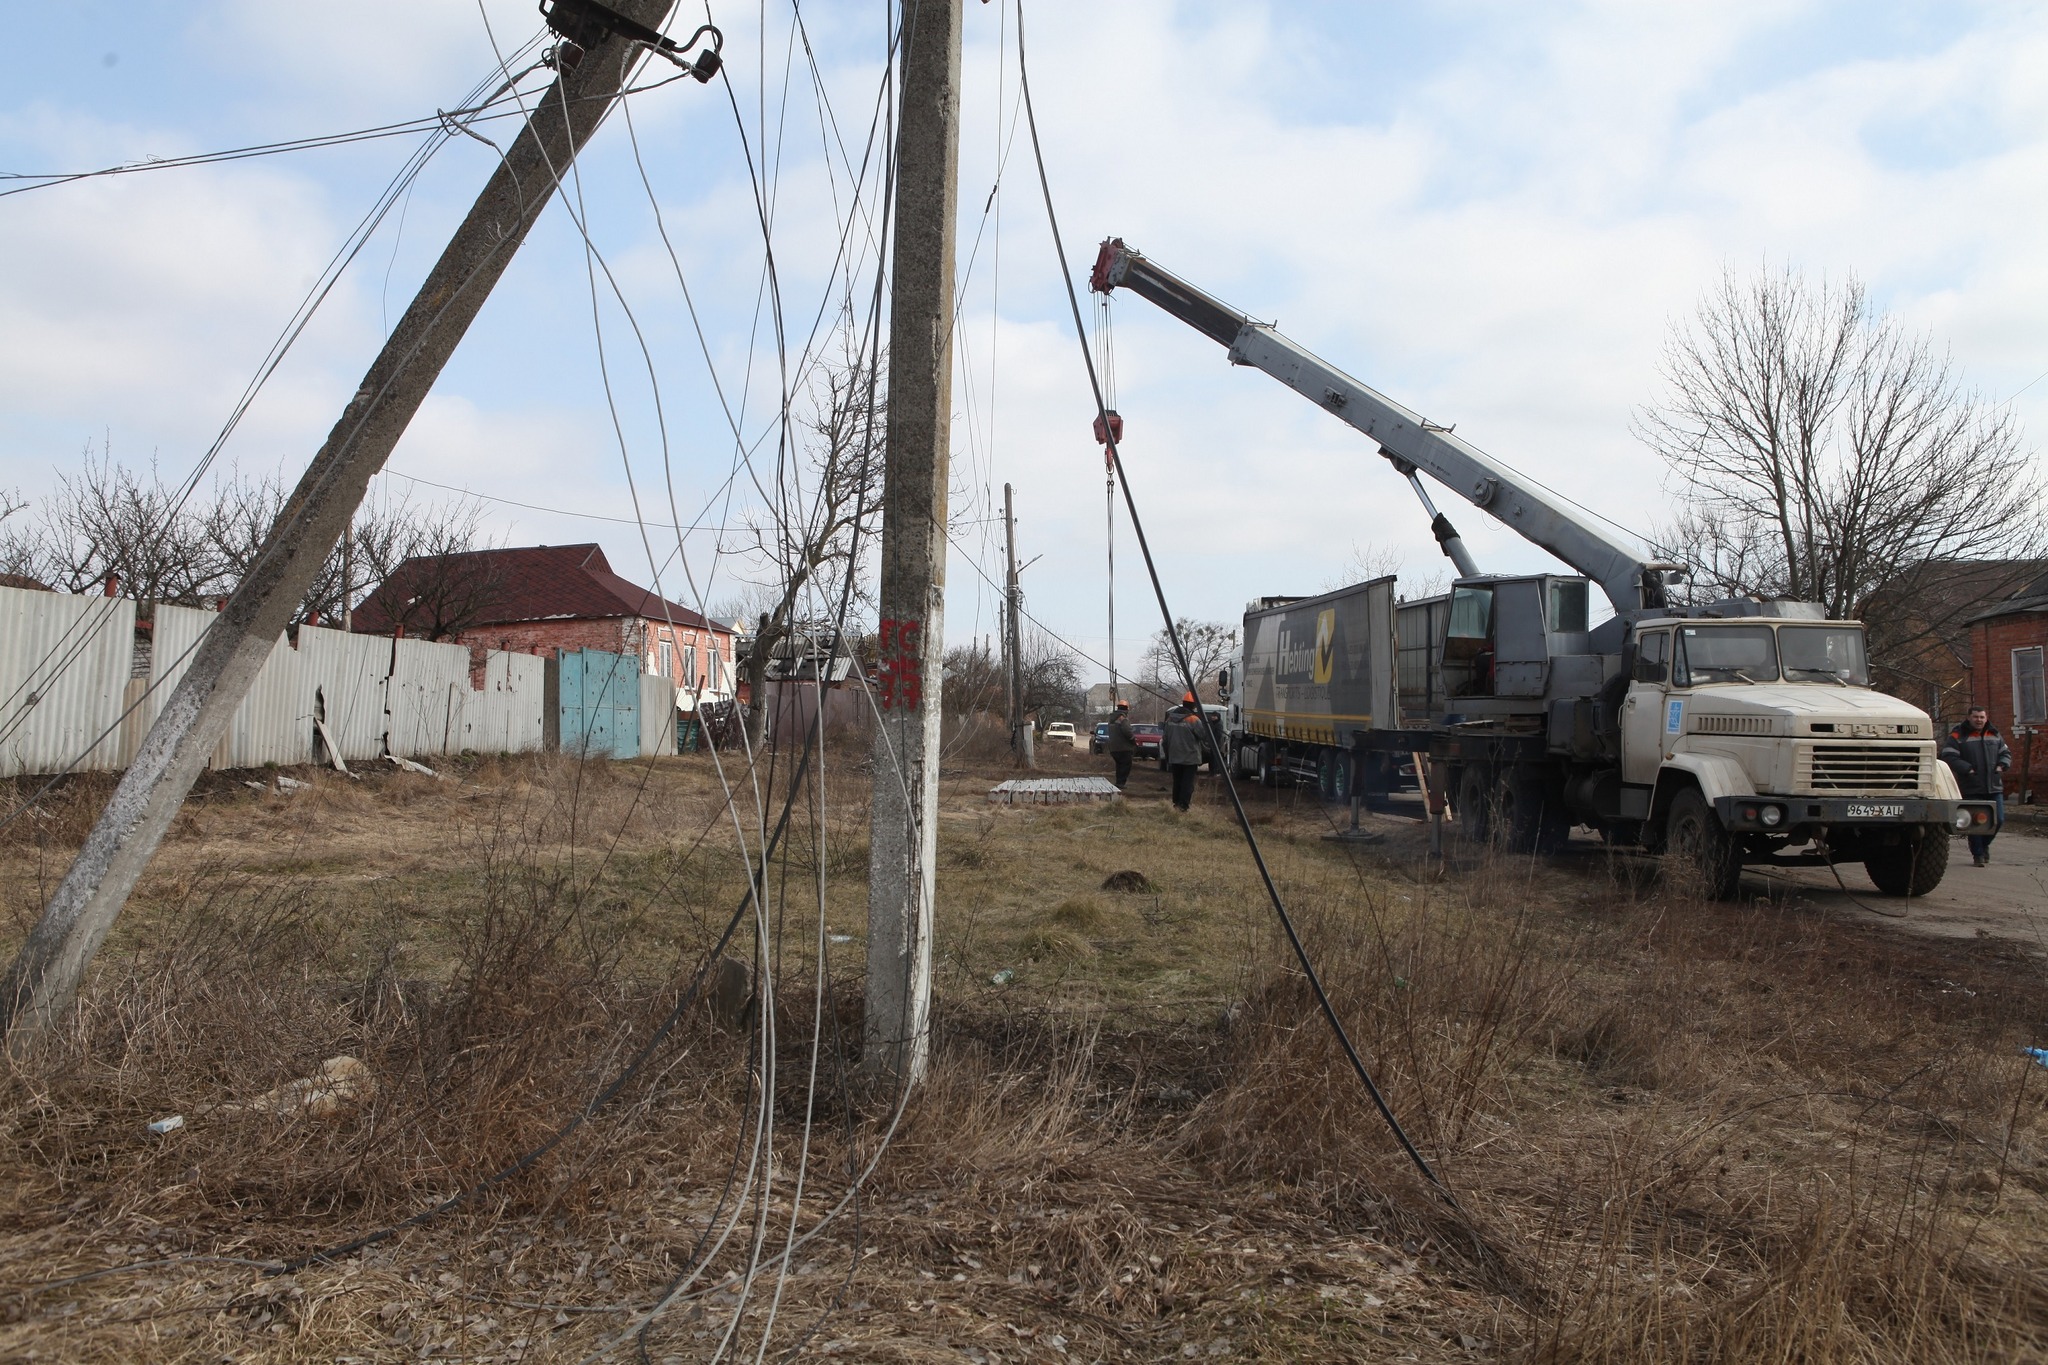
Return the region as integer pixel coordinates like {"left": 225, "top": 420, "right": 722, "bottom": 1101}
{"left": 4, "top": 2, "right": 2045, "bottom": 680}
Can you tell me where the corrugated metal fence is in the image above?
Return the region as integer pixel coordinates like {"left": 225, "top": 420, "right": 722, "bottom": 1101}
{"left": 0, "top": 589, "right": 137, "bottom": 777}
{"left": 0, "top": 584, "right": 679, "bottom": 777}
{"left": 641, "top": 670, "right": 677, "bottom": 757}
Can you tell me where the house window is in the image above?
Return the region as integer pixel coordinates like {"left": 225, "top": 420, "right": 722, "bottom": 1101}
{"left": 659, "top": 640, "right": 673, "bottom": 678}
{"left": 708, "top": 644, "right": 721, "bottom": 691}
{"left": 682, "top": 645, "right": 697, "bottom": 689}
{"left": 2015, "top": 646, "right": 2047, "bottom": 725}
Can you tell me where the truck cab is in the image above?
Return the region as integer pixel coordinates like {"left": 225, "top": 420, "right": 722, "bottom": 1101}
{"left": 1608, "top": 607, "right": 1981, "bottom": 895}
{"left": 1418, "top": 584, "right": 1989, "bottom": 898}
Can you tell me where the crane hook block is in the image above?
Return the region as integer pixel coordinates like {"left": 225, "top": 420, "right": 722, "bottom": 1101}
{"left": 1093, "top": 410, "right": 1124, "bottom": 447}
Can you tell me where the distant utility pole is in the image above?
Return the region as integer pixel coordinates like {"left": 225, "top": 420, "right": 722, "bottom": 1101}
{"left": 0, "top": 1, "right": 712, "bottom": 1049}
{"left": 865, "top": 0, "right": 962, "bottom": 1086}
{"left": 1004, "top": 482, "right": 1033, "bottom": 768}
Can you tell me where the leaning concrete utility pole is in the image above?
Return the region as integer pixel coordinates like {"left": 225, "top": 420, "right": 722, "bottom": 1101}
{"left": 1004, "top": 482, "right": 1033, "bottom": 768}
{"left": 0, "top": 1, "right": 713, "bottom": 1049}
{"left": 865, "top": 0, "right": 962, "bottom": 1085}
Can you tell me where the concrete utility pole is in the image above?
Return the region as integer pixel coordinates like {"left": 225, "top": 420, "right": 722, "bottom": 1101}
{"left": 0, "top": 1, "right": 698, "bottom": 1048}
{"left": 865, "top": 0, "right": 962, "bottom": 1086}
{"left": 1004, "top": 482, "right": 1033, "bottom": 767}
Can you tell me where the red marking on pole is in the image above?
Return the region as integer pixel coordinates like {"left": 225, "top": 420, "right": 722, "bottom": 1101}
{"left": 876, "top": 616, "right": 924, "bottom": 710}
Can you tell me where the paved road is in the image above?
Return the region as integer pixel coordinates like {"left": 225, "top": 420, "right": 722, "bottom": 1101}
{"left": 1353, "top": 797, "right": 2048, "bottom": 951}
{"left": 1742, "top": 824, "right": 2048, "bottom": 947}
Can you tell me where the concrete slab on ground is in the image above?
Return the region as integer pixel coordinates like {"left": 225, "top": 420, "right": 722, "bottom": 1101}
{"left": 988, "top": 776, "right": 1123, "bottom": 805}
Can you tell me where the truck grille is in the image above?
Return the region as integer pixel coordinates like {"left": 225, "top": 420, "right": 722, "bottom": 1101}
{"left": 1690, "top": 715, "right": 1775, "bottom": 736}
{"left": 1795, "top": 743, "right": 1927, "bottom": 793}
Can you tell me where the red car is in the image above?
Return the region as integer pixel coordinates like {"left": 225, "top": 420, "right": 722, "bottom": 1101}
{"left": 1131, "top": 723, "right": 1164, "bottom": 759}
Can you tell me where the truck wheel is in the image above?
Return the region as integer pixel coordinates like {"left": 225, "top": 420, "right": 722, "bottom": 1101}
{"left": 1256, "top": 743, "right": 1277, "bottom": 787}
{"left": 1455, "top": 765, "right": 1494, "bottom": 843}
{"left": 1324, "top": 752, "right": 1352, "bottom": 804}
{"left": 1864, "top": 830, "right": 1950, "bottom": 897}
{"left": 1666, "top": 788, "right": 1742, "bottom": 900}
{"left": 1498, "top": 773, "right": 1572, "bottom": 855}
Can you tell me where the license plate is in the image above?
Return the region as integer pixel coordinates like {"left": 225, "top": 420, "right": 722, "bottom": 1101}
{"left": 1845, "top": 803, "right": 1905, "bottom": 818}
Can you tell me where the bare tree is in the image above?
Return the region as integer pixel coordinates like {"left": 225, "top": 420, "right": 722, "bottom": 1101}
{"left": 0, "top": 441, "right": 490, "bottom": 624}
{"left": 0, "top": 488, "right": 38, "bottom": 585}
{"left": 1321, "top": 541, "right": 1449, "bottom": 600}
{"left": 1, "top": 445, "right": 229, "bottom": 603}
{"left": 210, "top": 476, "right": 492, "bottom": 628}
{"left": 1142, "top": 617, "right": 1239, "bottom": 699}
{"left": 1637, "top": 264, "right": 2046, "bottom": 676}
{"left": 731, "top": 328, "right": 885, "bottom": 747}
{"left": 942, "top": 640, "right": 1005, "bottom": 718}
{"left": 1018, "top": 627, "right": 1083, "bottom": 722}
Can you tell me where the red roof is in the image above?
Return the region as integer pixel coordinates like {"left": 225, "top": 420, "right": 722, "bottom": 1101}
{"left": 352, "top": 544, "right": 719, "bottom": 635}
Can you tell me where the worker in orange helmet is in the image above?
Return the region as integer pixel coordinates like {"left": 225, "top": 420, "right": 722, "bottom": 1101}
{"left": 1162, "top": 689, "right": 1210, "bottom": 811}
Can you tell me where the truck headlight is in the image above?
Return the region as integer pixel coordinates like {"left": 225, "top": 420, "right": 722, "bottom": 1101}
{"left": 1760, "top": 805, "right": 1783, "bottom": 828}
{"left": 1952, "top": 808, "right": 1973, "bottom": 831}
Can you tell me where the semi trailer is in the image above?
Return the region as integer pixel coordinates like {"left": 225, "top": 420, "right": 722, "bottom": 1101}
{"left": 1093, "top": 239, "right": 1996, "bottom": 897}
{"left": 1226, "top": 576, "right": 1398, "bottom": 799}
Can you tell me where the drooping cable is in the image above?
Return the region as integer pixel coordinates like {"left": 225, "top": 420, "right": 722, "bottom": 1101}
{"left": 272, "top": 695, "right": 830, "bottom": 1274}
{"left": 1096, "top": 290, "right": 1118, "bottom": 700}
{"left": 1013, "top": 0, "right": 1452, "bottom": 1201}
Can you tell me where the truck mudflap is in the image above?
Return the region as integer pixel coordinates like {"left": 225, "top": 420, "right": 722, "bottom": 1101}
{"left": 1713, "top": 795, "right": 1995, "bottom": 835}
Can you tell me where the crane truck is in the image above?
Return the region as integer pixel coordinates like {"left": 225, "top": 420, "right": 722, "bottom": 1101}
{"left": 1089, "top": 239, "right": 1997, "bottom": 898}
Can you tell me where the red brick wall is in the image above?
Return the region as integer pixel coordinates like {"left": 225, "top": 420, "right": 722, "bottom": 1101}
{"left": 636, "top": 619, "right": 735, "bottom": 693}
{"left": 1968, "top": 611, "right": 2048, "bottom": 799}
{"left": 443, "top": 616, "right": 735, "bottom": 692}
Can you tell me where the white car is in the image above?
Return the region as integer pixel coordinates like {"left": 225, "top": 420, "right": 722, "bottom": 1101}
{"left": 1042, "top": 722, "right": 1080, "bottom": 749}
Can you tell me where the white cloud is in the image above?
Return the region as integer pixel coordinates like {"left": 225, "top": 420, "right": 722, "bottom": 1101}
{"left": 3, "top": 0, "right": 2044, "bottom": 684}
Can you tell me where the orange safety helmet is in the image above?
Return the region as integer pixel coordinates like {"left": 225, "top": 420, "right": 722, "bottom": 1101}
{"left": 1182, "top": 691, "right": 1198, "bottom": 705}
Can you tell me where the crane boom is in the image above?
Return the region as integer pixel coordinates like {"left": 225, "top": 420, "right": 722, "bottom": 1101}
{"left": 1090, "top": 238, "right": 1667, "bottom": 612}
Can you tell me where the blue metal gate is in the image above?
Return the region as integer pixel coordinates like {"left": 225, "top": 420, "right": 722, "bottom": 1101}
{"left": 556, "top": 648, "right": 641, "bottom": 759}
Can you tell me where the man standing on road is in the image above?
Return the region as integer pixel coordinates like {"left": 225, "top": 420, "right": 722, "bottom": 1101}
{"left": 1105, "top": 699, "right": 1136, "bottom": 790}
{"left": 1163, "top": 691, "right": 1209, "bottom": 812}
{"left": 1942, "top": 705, "right": 2012, "bottom": 866}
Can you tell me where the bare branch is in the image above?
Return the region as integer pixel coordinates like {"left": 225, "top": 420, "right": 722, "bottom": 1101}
{"left": 1641, "top": 263, "right": 2047, "bottom": 696}
{"left": 734, "top": 320, "right": 887, "bottom": 747}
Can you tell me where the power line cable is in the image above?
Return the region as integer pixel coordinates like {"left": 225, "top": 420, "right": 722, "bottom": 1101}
{"left": 567, "top": 9, "right": 917, "bottom": 1352}
{"left": 379, "top": 466, "right": 998, "bottom": 533}
{"left": 0, "top": 64, "right": 713, "bottom": 201}
{"left": 1014, "top": 0, "right": 1453, "bottom": 1201}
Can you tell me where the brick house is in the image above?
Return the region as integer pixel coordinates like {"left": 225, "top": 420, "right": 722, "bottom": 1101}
{"left": 1965, "top": 572, "right": 2048, "bottom": 802}
{"left": 352, "top": 544, "right": 740, "bottom": 707}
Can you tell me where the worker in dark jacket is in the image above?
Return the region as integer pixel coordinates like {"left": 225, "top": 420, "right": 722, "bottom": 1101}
{"left": 1163, "top": 691, "right": 1209, "bottom": 811}
{"left": 1942, "top": 705, "right": 2012, "bottom": 865}
{"left": 1105, "top": 699, "right": 1137, "bottom": 790}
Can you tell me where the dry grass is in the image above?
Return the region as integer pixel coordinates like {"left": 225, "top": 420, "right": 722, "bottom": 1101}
{"left": 0, "top": 744, "right": 2045, "bottom": 1361}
